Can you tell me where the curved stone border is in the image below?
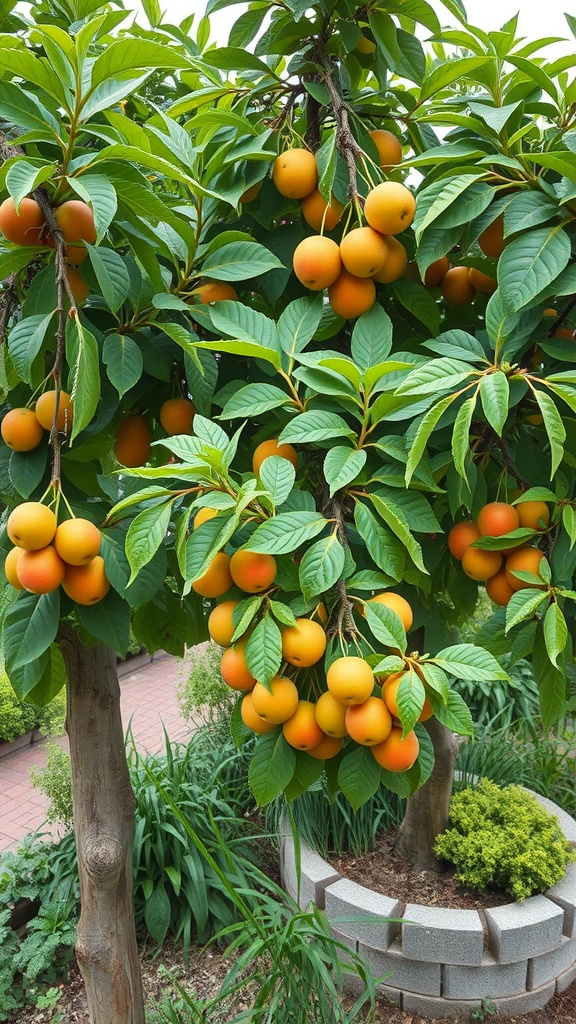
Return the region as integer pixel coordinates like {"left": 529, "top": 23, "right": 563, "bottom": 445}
{"left": 280, "top": 792, "right": 576, "bottom": 1017}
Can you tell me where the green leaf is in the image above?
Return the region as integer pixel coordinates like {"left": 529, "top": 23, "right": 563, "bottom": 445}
{"left": 90, "top": 38, "right": 191, "bottom": 88}
{"left": 432, "top": 644, "right": 509, "bottom": 681}
{"left": 144, "top": 885, "right": 171, "bottom": 946}
{"left": 354, "top": 502, "right": 404, "bottom": 581}
{"left": 201, "top": 241, "right": 284, "bottom": 281}
{"left": 284, "top": 751, "right": 325, "bottom": 803}
{"left": 298, "top": 534, "right": 346, "bottom": 602}
{"left": 245, "top": 511, "right": 327, "bottom": 555}
{"left": 278, "top": 411, "right": 356, "bottom": 444}
{"left": 195, "top": 338, "right": 281, "bottom": 370}
{"left": 351, "top": 305, "right": 393, "bottom": 369}
{"left": 126, "top": 501, "right": 173, "bottom": 584}
{"left": 0, "top": 81, "right": 60, "bottom": 135}
{"left": 8, "top": 312, "right": 55, "bottom": 384}
{"left": 324, "top": 447, "right": 367, "bottom": 498}
{"left": 396, "top": 357, "right": 477, "bottom": 397}
{"left": 452, "top": 396, "right": 476, "bottom": 481}
{"left": 277, "top": 297, "right": 323, "bottom": 359}
{"left": 505, "top": 589, "right": 549, "bottom": 632}
{"left": 25, "top": 643, "right": 66, "bottom": 708}
{"left": 405, "top": 392, "right": 461, "bottom": 486}
{"left": 86, "top": 245, "right": 130, "bottom": 313}
{"left": 430, "top": 689, "right": 474, "bottom": 736}
{"left": 157, "top": 322, "right": 202, "bottom": 369}
{"left": 419, "top": 56, "right": 493, "bottom": 102}
{"left": 103, "top": 334, "right": 143, "bottom": 398}
{"left": 543, "top": 603, "right": 567, "bottom": 668}
{"left": 498, "top": 226, "right": 571, "bottom": 313}
{"left": 3, "top": 592, "right": 60, "bottom": 673}
{"left": 414, "top": 173, "right": 488, "bottom": 239}
{"left": 76, "top": 590, "right": 131, "bottom": 655}
{"left": 533, "top": 388, "right": 566, "bottom": 477}
{"left": 201, "top": 45, "right": 280, "bottom": 79}
{"left": 393, "top": 667, "right": 426, "bottom": 734}
{"left": 392, "top": 279, "right": 441, "bottom": 335}
{"left": 249, "top": 731, "right": 296, "bottom": 806}
{"left": 259, "top": 456, "right": 295, "bottom": 507}
{"left": 245, "top": 615, "right": 283, "bottom": 684}
{"left": 562, "top": 505, "right": 576, "bottom": 551}
{"left": 9, "top": 445, "right": 48, "bottom": 499}
{"left": 221, "top": 383, "right": 291, "bottom": 419}
{"left": 207, "top": 302, "right": 279, "bottom": 349}
{"left": 364, "top": 601, "right": 407, "bottom": 653}
{"left": 66, "top": 318, "right": 100, "bottom": 441}
{"left": 370, "top": 494, "right": 427, "bottom": 574}
{"left": 480, "top": 371, "right": 509, "bottom": 437}
{"left": 69, "top": 174, "right": 117, "bottom": 243}
{"left": 338, "top": 745, "right": 382, "bottom": 811}
{"left": 6, "top": 159, "right": 56, "bottom": 208}
{"left": 533, "top": 624, "right": 566, "bottom": 729}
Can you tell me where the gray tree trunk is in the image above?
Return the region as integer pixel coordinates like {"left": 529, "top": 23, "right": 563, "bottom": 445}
{"left": 394, "top": 718, "right": 460, "bottom": 871}
{"left": 59, "top": 626, "right": 145, "bottom": 1024}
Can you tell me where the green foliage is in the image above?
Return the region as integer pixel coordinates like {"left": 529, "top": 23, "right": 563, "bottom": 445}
{"left": 434, "top": 778, "right": 575, "bottom": 900}
{"left": 29, "top": 742, "right": 73, "bottom": 830}
{"left": 0, "top": 669, "right": 39, "bottom": 741}
{"left": 177, "top": 641, "right": 235, "bottom": 726}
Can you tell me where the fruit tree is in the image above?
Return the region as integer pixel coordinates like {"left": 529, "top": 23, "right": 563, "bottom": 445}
{"left": 2, "top": 0, "right": 576, "bottom": 1020}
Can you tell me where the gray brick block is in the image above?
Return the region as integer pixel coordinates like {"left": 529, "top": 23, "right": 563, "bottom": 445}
{"left": 486, "top": 896, "right": 564, "bottom": 964}
{"left": 402, "top": 992, "right": 481, "bottom": 1016}
{"left": 556, "top": 961, "right": 576, "bottom": 994}
{"left": 443, "top": 953, "right": 528, "bottom": 998}
{"left": 342, "top": 972, "right": 401, "bottom": 1006}
{"left": 359, "top": 938, "right": 441, "bottom": 996}
{"left": 280, "top": 836, "right": 339, "bottom": 909}
{"left": 402, "top": 904, "right": 484, "bottom": 965}
{"left": 529, "top": 791, "right": 576, "bottom": 843}
{"left": 492, "top": 979, "right": 556, "bottom": 1013}
{"left": 547, "top": 862, "right": 576, "bottom": 937}
{"left": 325, "top": 878, "right": 401, "bottom": 951}
{"left": 528, "top": 935, "right": 576, "bottom": 990}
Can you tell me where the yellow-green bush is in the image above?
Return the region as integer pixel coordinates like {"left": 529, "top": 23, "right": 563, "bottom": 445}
{"left": 0, "top": 672, "right": 66, "bottom": 743}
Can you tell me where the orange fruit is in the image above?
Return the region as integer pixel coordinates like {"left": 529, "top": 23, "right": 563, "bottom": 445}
{"left": 54, "top": 518, "right": 101, "bottom": 565}
{"left": 35, "top": 390, "right": 73, "bottom": 433}
{"left": 468, "top": 267, "right": 497, "bottom": 294}
{"left": 339, "top": 226, "right": 388, "bottom": 278}
{"left": 367, "top": 592, "right": 413, "bottom": 632}
{"left": 328, "top": 270, "right": 376, "bottom": 319}
{"left": 448, "top": 521, "right": 481, "bottom": 560}
{"left": 229, "top": 550, "right": 277, "bottom": 593}
{"left": 368, "top": 129, "right": 402, "bottom": 171}
{"left": 17, "top": 545, "right": 65, "bottom": 594}
{"left": 485, "top": 570, "right": 515, "bottom": 606}
{"left": 301, "top": 189, "right": 344, "bottom": 232}
{"left": 515, "top": 500, "right": 550, "bottom": 531}
{"left": 114, "top": 415, "right": 151, "bottom": 467}
{"left": 208, "top": 600, "right": 239, "bottom": 647}
{"left": 191, "top": 551, "right": 233, "bottom": 598}
{"left": 326, "top": 656, "right": 374, "bottom": 706}
{"left": 382, "top": 672, "right": 432, "bottom": 722}
{"left": 307, "top": 734, "right": 344, "bottom": 759}
{"left": 240, "top": 692, "right": 275, "bottom": 733}
{"left": 504, "top": 547, "right": 545, "bottom": 592}
{"left": 345, "top": 696, "right": 392, "bottom": 745}
{"left": 424, "top": 256, "right": 450, "bottom": 287}
{"left": 253, "top": 438, "right": 298, "bottom": 475}
{"left": 193, "top": 507, "right": 218, "bottom": 528}
{"left": 441, "top": 266, "right": 476, "bottom": 305}
{"left": 62, "top": 555, "right": 110, "bottom": 604}
{"left": 293, "top": 235, "right": 342, "bottom": 290}
{"left": 363, "top": 182, "right": 416, "bottom": 236}
{"left": 7, "top": 502, "right": 57, "bottom": 550}
{"left": 314, "top": 689, "right": 348, "bottom": 737}
{"left": 272, "top": 148, "right": 318, "bottom": 199}
{"left": 220, "top": 642, "right": 256, "bottom": 691}
{"left": 240, "top": 182, "right": 262, "bottom": 204}
{"left": 281, "top": 618, "right": 327, "bottom": 667}
{"left": 371, "top": 726, "right": 419, "bottom": 772}
{"left": 478, "top": 214, "right": 506, "bottom": 259}
{"left": 372, "top": 236, "right": 407, "bottom": 284}
{"left": 159, "top": 398, "right": 196, "bottom": 435}
{"left": 478, "top": 502, "right": 520, "bottom": 537}
{"left": 461, "top": 547, "right": 503, "bottom": 581}
{"left": 65, "top": 266, "right": 89, "bottom": 305}
{"left": 0, "top": 197, "right": 44, "bottom": 245}
{"left": 1, "top": 408, "right": 44, "bottom": 451}
{"left": 283, "top": 700, "right": 324, "bottom": 750}
{"left": 54, "top": 200, "right": 97, "bottom": 246}
{"left": 195, "top": 281, "right": 238, "bottom": 303}
{"left": 251, "top": 675, "right": 299, "bottom": 724}
{"left": 4, "top": 547, "right": 24, "bottom": 589}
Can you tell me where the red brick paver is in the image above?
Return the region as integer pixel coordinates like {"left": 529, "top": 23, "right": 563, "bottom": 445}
{"left": 0, "top": 652, "right": 192, "bottom": 852}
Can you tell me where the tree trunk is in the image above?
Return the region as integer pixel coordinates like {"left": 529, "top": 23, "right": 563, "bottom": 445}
{"left": 59, "top": 626, "right": 145, "bottom": 1024}
{"left": 394, "top": 719, "right": 460, "bottom": 872}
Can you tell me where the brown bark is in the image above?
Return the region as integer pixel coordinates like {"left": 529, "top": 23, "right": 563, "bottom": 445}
{"left": 59, "top": 626, "right": 145, "bottom": 1024}
{"left": 394, "top": 718, "right": 460, "bottom": 872}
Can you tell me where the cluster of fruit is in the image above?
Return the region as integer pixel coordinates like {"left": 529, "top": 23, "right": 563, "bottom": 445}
{"left": 0, "top": 196, "right": 96, "bottom": 305}
{"left": 113, "top": 396, "right": 196, "bottom": 468}
{"left": 411, "top": 253, "right": 498, "bottom": 305}
{"left": 448, "top": 500, "right": 549, "bottom": 606}
{"left": 1, "top": 390, "right": 74, "bottom": 451}
{"left": 272, "top": 140, "right": 415, "bottom": 320}
{"left": 4, "top": 501, "right": 109, "bottom": 605}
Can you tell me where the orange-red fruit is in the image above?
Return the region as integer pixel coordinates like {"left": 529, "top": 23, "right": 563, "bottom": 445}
{"left": 314, "top": 690, "right": 348, "bottom": 738}
{"left": 192, "top": 551, "right": 233, "bottom": 598}
{"left": 504, "top": 547, "right": 545, "bottom": 592}
{"left": 281, "top": 618, "right": 327, "bottom": 667}
{"left": 368, "top": 592, "right": 413, "bottom": 632}
{"left": 229, "top": 550, "right": 277, "bottom": 593}
{"left": 282, "top": 700, "right": 324, "bottom": 750}
{"left": 345, "top": 696, "right": 393, "bottom": 746}
{"left": 195, "top": 281, "right": 238, "bottom": 303}
{"left": 372, "top": 236, "right": 407, "bottom": 284}
{"left": 301, "top": 189, "right": 344, "bottom": 232}
{"left": 339, "top": 226, "right": 388, "bottom": 278}
{"left": 114, "top": 415, "right": 152, "bottom": 467}
{"left": 293, "top": 235, "right": 342, "bottom": 290}
{"left": 1, "top": 408, "right": 44, "bottom": 451}
{"left": 371, "top": 726, "right": 419, "bottom": 772}
{"left": 424, "top": 256, "right": 450, "bottom": 287}
{"left": 17, "top": 545, "right": 65, "bottom": 594}
{"left": 461, "top": 547, "right": 503, "bottom": 582}
{"left": 208, "top": 600, "right": 238, "bottom": 647}
{"left": 220, "top": 643, "right": 256, "bottom": 692}
{"left": 35, "top": 390, "right": 73, "bottom": 433}
{"left": 7, "top": 502, "right": 57, "bottom": 550}
{"left": 307, "top": 734, "right": 344, "bottom": 759}
{"left": 240, "top": 692, "right": 275, "bottom": 733}
{"left": 251, "top": 675, "right": 300, "bottom": 724}
{"left": 328, "top": 270, "right": 376, "bottom": 319}
{"left": 485, "top": 570, "right": 515, "bottom": 606}
{"left": 515, "top": 500, "right": 550, "bottom": 531}
{"left": 159, "top": 397, "right": 196, "bottom": 435}
{"left": 477, "top": 502, "right": 520, "bottom": 537}
{"left": 54, "top": 518, "right": 101, "bottom": 565}
{"left": 4, "top": 547, "right": 24, "bottom": 589}
{"left": 66, "top": 266, "right": 89, "bottom": 305}
{"left": 62, "top": 555, "right": 110, "bottom": 604}
{"left": 448, "top": 521, "right": 481, "bottom": 560}
{"left": 468, "top": 267, "right": 497, "bottom": 294}
{"left": 0, "top": 197, "right": 45, "bottom": 245}
{"left": 272, "top": 148, "right": 318, "bottom": 199}
{"left": 441, "top": 266, "right": 476, "bottom": 305}
{"left": 54, "top": 200, "right": 97, "bottom": 246}
{"left": 252, "top": 438, "right": 298, "bottom": 475}
{"left": 368, "top": 129, "right": 403, "bottom": 171}
{"left": 363, "top": 182, "right": 416, "bottom": 236}
{"left": 326, "top": 656, "right": 374, "bottom": 706}
{"left": 478, "top": 214, "right": 506, "bottom": 259}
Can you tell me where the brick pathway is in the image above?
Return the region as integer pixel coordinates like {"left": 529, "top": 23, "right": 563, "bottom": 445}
{"left": 0, "top": 652, "right": 191, "bottom": 852}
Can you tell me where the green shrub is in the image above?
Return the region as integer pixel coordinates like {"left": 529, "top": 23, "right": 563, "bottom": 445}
{"left": 0, "top": 672, "right": 66, "bottom": 743}
{"left": 177, "top": 641, "right": 234, "bottom": 727}
{"left": 434, "top": 778, "right": 575, "bottom": 900}
{"left": 29, "top": 743, "right": 73, "bottom": 830}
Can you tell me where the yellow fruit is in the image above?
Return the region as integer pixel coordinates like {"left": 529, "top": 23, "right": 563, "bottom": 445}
{"left": 461, "top": 547, "right": 503, "bottom": 582}
{"left": 252, "top": 438, "right": 298, "bottom": 476}
{"left": 283, "top": 700, "right": 323, "bottom": 750}
{"left": 307, "top": 734, "right": 344, "bottom": 759}
{"left": 364, "top": 182, "right": 416, "bottom": 236}
{"left": 372, "top": 237, "right": 407, "bottom": 284}
{"left": 1, "top": 408, "right": 44, "bottom": 451}
{"left": 468, "top": 267, "right": 497, "bottom": 295}
{"left": 485, "top": 570, "right": 515, "bottom": 607}
{"left": 4, "top": 547, "right": 24, "bottom": 589}
{"left": 328, "top": 270, "right": 376, "bottom": 319}
{"left": 345, "top": 696, "right": 392, "bottom": 746}
{"left": 17, "top": 545, "right": 65, "bottom": 594}
{"left": 314, "top": 690, "right": 348, "bottom": 738}
{"left": 241, "top": 692, "right": 275, "bottom": 733}
{"left": 241, "top": 182, "right": 262, "bottom": 204}
{"left": 356, "top": 32, "right": 376, "bottom": 54}
{"left": 515, "top": 501, "right": 550, "bottom": 531}
{"left": 448, "top": 521, "right": 481, "bottom": 560}
{"left": 251, "top": 675, "right": 299, "bottom": 724}
{"left": 159, "top": 398, "right": 196, "bottom": 435}
{"left": 326, "top": 656, "right": 374, "bottom": 706}
{"left": 193, "top": 507, "right": 218, "bottom": 528}
{"left": 504, "top": 547, "right": 545, "bottom": 592}
{"left": 208, "top": 600, "right": 238, "bottom": 647}
{"left": 424, "top": 256, "right": 450, "bottom": 287}
{"left": 195, "top": 281, "right": 238, "bottom": 303}
{"left": 272, "top": 148, "right": 318, "bottom": 199}
{"left": 54, "top": 518, "right": 101, "bottom": 565}
{"left": 368, "top": 129, "right": 403, "bottom": 171}
{"left": 191, "top": 551, "right": 233, "bottom": 598}
{"left": 339, "top": 226, "right": 388, "bottom": 278}
{"left": 229, "top": 550, "right": 277, "bottom": 593}
{"left": 301, "top": 189, "right": 344, "bottom": 231}
{"left": 281, "top": 618, "right": 327, "bottom": 667}
{"left": 0, "top": 196, "right": 45, "bottom": 245}
{"left": 62, "top": 555, "right": 110, "bottom": 604}
{"left": 382, "top": 672, "right": 432, "bottom": 722}
{"left": 478, "top": 214, "right": 506, "bottom": 259}
{"left": 35, "top": 390, "right": 73, "bottom": 433}
{"left": 7, "top": 502, "right": 57, "bottom": 551}
{"left": 54, "top": 200, "right": 97, "bottom": 246}
{"left": 367, "top": 592, "right": 413, "bottom": 632}
{"left": 65, "top": 266, "right": 89, "bottom": 305}
{"left": 293, "top": 235, "right": 342, "bottom": 290}
{"left": 441, "top": 266, "right": 476, "bottom": 305}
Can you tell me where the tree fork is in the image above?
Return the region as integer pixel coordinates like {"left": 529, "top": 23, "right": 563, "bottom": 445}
{"left": 59, "top": 626, "right": 145, "bottom": 1024}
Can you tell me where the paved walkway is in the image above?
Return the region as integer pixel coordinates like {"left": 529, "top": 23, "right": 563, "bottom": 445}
{"left": 0, "top": 651, "right": 191, "bottom": 852}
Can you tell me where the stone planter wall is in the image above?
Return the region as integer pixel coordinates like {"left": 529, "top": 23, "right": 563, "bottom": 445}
{"left": 280, "top": 793, "right": 576, "bottom": 1017}
{"left": 0, "top": 727, "right": 44, "bottom": 760}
